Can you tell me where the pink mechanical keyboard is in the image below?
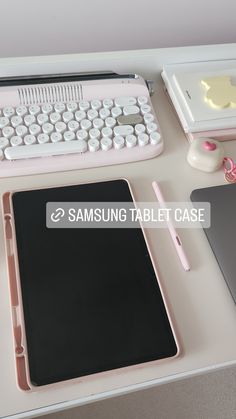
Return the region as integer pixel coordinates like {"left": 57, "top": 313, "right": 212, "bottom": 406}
{"left": 0, "top": 72, "right": 163, "bottom": 177}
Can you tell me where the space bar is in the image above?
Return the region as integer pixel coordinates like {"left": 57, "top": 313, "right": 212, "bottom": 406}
{"left": 4, "top": 141, "right": 87, "bottom": 160}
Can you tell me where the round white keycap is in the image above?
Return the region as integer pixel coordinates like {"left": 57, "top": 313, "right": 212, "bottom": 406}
{"left": 138, "top": 96, "right": 148, "bottom": 105}
{"left": 24, "top": 135, "right": 36, "bottom": 145}
{"left": 24, "top": 114, "right": 36, "bottom": 126}
{"left": 11, "top": 136, "right": 23, "bottom": 146}
{"left": 0, "top": 137, "right": 9, "bottom": 149}
{"left": 50, "top": 112, "right": 61, "bottom": 124}
{"left": 29, "top": 124, "right": 41, "bottom": 135}
{"left": 80, "top": 119, "right": 92, "bottom": 131}
{"left": 55, "top": 121, "right": 66, "bottom": 133}
{"left": 37, "top": 113, "right": 49, "bottom": 125}
{"left": 67, "top": 102, "right": 78, "bottom": 112}
{"left": 54, "top": 102, "right": 66, "bottom": 113}
{"left": 77, "top": 129, "right": 88, "bottom": 141}
{"left": 99, "top": 108, "right": 110, "bottom": 120}
{"left": 16, "top": 125, "right": 28, "bottom": 136}
{"left": 147, "top": 122, "right": 158, "bottom": 133}
{"left": 101, "top": 127, "right": 112, "bottom": 138}
{"left": 93, "top": 118, "right": 104, "bottom": 129}
{"left": 91, "top": 100, "right": 102, "bottom": 110}
{"left": 114, "top": 135, "right": 125, "bottom": 149}
{"left": 2, "top": 126, "right": 14, "bottom": 138}
{"left": 42, "top": 123, "right": 54, "bottom": 134}
{"left": 144, "top": 113, "right": 154, "bottom": 124}
{"left": 76, "top": 140, "right": 88, "bottom": 153}
{"left": 3, "top": 106, "right": 15, "bottom": 117}
{"left": 105, "top": 117, "right": 116, "bottom": 128}
{"left": 11, "top": 115, "right": 23, "bottom": 128}
{"left": 101, "top": 137, "right": 112, "bottom": 151}
{"left": 150, "top": 131, "right": 162, "bottom": 145}
{"left": 111, "top": 107, "right": 122, "bottom": 118}
{"left": 41, "top": 103, "right": 53, "bottom": 114}
{"left": 141, "top": 104, "right": 151, "bottom": 114}
{"left": 16, "top": 106, "right": 27, "bottom": 117}
{"left": 68, "top": 120, "right": 79, "bottom": 132}
{"left": 88, "top": 139, "right": 99, "bottom": 152}
{"left": 62, "top": 111, "right": 73, "bottom": 123}
{"left": 37, "top": 133, "right": 49, "bottom": 144}
{"left": 0, "top": 117, "right": 9, "bottom": 128}
{"left": 79, "top": 101, "right": 90, "bottom": 111}
{"left": 51, "top": 132, "right": 62, "bottom": 143}
{"left": 75, "top": 110, "right": 86, "bottom": 122}
{"left": 103, "top": 99, "right": 113, "bottom": 109}
{"left": 87, "top": 109, "right": 98, "bottom": 121}
{"left": 29, "top": 105, "right": 40, "bottom": 116}
{"left": 135, "top": 124, "right": 146, "bottom": 135}
{"left": 64, "top": 131, "right": 75, "bottom": 141}
{"left": 138, "top": 133, "right": 149, "bottom": 146}
{"left": 123, "top": 105, "right": 140, "bottom": 116}
{"left": 126, "top": 134, "right": 137, "bottom": 148}
{"left": 89, "top": 128, "right": 100, "bottom": 140}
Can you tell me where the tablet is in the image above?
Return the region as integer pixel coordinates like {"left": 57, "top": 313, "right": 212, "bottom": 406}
{"left": 191, "top": 183, "right": 236, "bottom": 304}
{"left": 3, "top": 179, "right": 179, "bottom": 390}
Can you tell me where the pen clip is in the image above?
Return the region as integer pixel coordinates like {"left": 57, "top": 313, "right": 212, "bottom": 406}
{"left": 175, "top": 235, "right": 182, "bottom": 246}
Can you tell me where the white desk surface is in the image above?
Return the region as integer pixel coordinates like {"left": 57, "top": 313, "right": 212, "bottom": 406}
{"left": 1, "top": 44, "right": 236, "bottom": 419}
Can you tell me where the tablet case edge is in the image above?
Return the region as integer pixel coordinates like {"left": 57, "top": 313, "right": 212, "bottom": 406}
{"left": 2, "top": 192, "right": 31, "bottom": 391}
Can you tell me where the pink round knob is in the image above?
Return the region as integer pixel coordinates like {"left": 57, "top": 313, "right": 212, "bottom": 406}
{"left": 203, "top": 140, "right": 217, "bottom": 151}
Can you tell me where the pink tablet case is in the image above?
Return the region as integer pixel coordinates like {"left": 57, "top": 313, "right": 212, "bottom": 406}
{"left": 2, "top": 179, "right": 180, "bottom": 391}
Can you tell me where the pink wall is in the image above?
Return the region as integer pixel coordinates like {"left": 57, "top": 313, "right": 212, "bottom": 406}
{"left": 0, "top": 0, "right": 235, "bottom": 57}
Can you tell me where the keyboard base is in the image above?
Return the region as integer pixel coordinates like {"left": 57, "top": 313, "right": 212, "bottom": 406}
{"left": 0, "top": 143, "right": 163, "bottom": 177}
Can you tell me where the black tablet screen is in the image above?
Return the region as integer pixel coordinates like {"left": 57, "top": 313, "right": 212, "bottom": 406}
{"left": 12, "top": 180, "right": 178, "bottom": 386}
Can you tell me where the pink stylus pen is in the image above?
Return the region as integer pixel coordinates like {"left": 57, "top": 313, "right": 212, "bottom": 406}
{"left": 152, "top": 181, "right": 190, "bottom": 272}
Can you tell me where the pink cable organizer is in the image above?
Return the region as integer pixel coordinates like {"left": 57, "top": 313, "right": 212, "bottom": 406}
{"left": 223, "top": 157, "right": 236, "bottom": 183}
{"left": 2, "top": 192, "right": 31, "bottom": 391}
